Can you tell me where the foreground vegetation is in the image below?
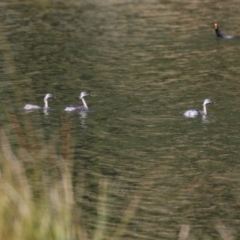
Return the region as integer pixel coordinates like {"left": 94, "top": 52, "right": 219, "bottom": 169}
{"left": 0, "top": 130, "right": 155, "bottom": 240}
{"left": 0, "top": 130, "right": 80, "bottom": 240}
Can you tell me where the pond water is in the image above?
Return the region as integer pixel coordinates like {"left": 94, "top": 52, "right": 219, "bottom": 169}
{"left": 1, "top": 0, "right": 240, "bottom": 239}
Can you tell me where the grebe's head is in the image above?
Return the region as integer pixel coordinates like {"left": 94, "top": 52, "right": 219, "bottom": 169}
{"left": 79, "top": 91, "right": 90, "bottom": 99}
{"left": 44, "top": 93, "right": 54, "bottom": 100}
{"left": 213, "top": 23, "right": 218, "bottom": 30}
{"left": 203, "top": 99, "right": 214, "bottom": 106}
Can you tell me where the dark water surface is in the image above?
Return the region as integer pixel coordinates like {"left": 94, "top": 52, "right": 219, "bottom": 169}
{"left": 1, "top": 0, "right": 240, "bottom": 239}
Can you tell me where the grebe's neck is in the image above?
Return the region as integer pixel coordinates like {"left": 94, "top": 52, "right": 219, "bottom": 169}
{"left": 44, "top": 98, "right": 48, "bottom": 108}
{"left": 202, "top": 104, "right": 207, "bottom": 115}
{"left": 81, "top": 98, "right": 88, "bottom": 109}
{"left": 215, "top": 28, "right": 223, "bottom": 38}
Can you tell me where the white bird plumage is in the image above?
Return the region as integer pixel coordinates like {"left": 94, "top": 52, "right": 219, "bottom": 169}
{"left": 65, "top": 91, "right": 90, "bottom": 112}
{"left": 184, "top": 99, "right": 214, "bottom": 118}
{"left": 24, "top": 93, "right": 54, "bottom": 110}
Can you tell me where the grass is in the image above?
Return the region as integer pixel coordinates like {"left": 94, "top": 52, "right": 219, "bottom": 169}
{"left": 0, "top": 129, "right": 157, "bottom": 240}
{"left": 0, "top": 130, "right": 78, "bottom": 240}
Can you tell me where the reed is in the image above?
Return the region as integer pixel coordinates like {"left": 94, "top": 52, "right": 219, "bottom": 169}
{"left": 0, "top": 130, "right": 81, "bottom": 240}
{"left": 0, "top": 129, "right": 156, "bottom": 240}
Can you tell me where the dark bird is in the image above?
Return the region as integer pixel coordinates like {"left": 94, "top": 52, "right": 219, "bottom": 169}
{"left": 214, "top": 23, "right": 234, "bottom": 39}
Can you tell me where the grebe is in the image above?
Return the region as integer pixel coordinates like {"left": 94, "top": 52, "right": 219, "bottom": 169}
{"left": 214, "top": 23, "right": 234, "bottom": 39}
{"left": 65, "top": 91, "right": 90, "bottom": 112}
{"left": 24, "top": 93, "right": 54, "bottom": 110}
{"left": 184, "top": 99, "right": 214, "bottom": 118}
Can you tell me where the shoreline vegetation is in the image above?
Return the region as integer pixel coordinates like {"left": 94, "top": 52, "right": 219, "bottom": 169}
{"left": 0, "top": 130, "right": 79, "bottom": 240}
{"left": 0, "top": 130, "right": 156, "bottom": 240}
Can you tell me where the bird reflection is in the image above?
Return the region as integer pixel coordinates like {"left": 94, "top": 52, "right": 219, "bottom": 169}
{"left": 201, "top": 115, "right": 209, "bottom": 124}
{"left": 79, "top": 111, "right": 88, "bottom": 129}
{"left": 24, "top": 108, "right": 52, "bottom": 116}
{"left": 43, "top": 108, "right": 50, "bottom": 116}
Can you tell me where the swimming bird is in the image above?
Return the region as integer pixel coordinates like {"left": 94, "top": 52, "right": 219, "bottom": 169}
{"left": 65, "top": 91, "right": 90, "bottom": 112}
{"left": 184, "top": 99, "right": 214, "bottom": 118}
{"left": 214, "top": 23, "right": 234, "bottom": 39}
{"left": 24, "top": 93, "right": 54, "bottom": 110}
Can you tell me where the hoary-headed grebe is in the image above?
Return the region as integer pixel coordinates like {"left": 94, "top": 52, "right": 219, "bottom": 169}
{"left": 184, "top": 99, "right": 214, "bottom": 118}
{"left": 65, "top": 91, "right": 90, "bottom": 112}
{"left": 24, "top": 93, "right": 54, "bottom": 110}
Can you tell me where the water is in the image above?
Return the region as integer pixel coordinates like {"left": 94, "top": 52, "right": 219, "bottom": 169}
{"left": 1, "top": 0, "right": 240, "bottom": 238}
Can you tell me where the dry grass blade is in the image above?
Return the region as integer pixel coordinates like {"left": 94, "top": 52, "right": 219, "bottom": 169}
{"left": 178, "top": 224, "right": 190, "bottom": 240}
{"left": 110, "top": 170, "right": 157, "bottom": 240}
{"left": 93, "top": 178, "right": 108, "bottom": 240}
{"left": 215, "top": 222, "right": 235, "bottom": 240}
{"left": 0, "top": 129, "right": 80, "bottom": 240}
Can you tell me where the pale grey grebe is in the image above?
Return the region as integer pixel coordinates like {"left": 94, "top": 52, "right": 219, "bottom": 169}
{"left": 65, "top": 91, "right": 90, "bottom": 112}
{"left": 184, "top": 99, "right": 214, "bottom": 118}
{"left": 24, "top": 93, "right": 54, "bottom": 110}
